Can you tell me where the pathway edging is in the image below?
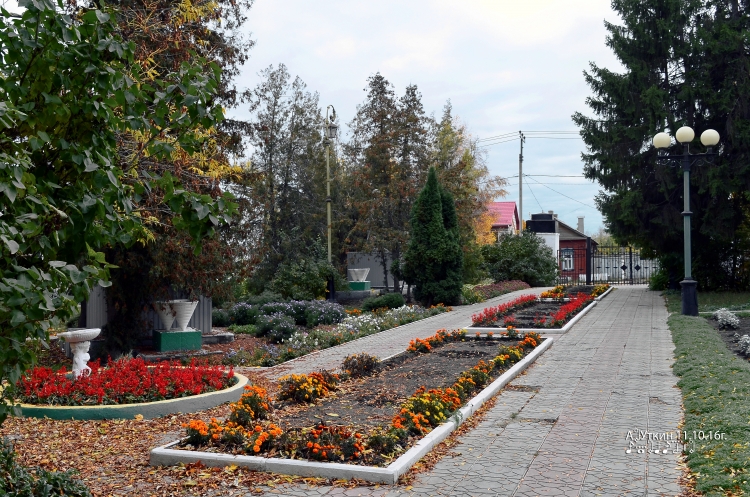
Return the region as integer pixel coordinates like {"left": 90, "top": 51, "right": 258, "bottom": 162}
{"left": 149, "top": 338, "right": 553, "bottom": 483}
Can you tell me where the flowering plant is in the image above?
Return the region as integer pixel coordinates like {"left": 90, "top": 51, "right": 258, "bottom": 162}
{"left": 16, "top": 357, "right": 234, "bottom": 406}
{"left": 407, "top": 329, "right": 466, "bottom": 353}
{"left": 548, "top": 293, "right": 593, "bottom": 326}
{"left": 471, "top": 294, "right": 538, "bottom": 326}
{"left": 228, "top": 385, "right": 271, "bottom": 425}
{"left": 277, "top": 371, "right": 338, "bottom": 403}
{"left": 539, "top": 285, "right": 566, "bottom": 299}
{"left": 714, "top": 308, "right": 740, "bottom": 330}
{"left": 300, "top": 424, "right": 365, "bottom": 461}
{"left": 591, "top": 284, "right": 610, "bottom": 297}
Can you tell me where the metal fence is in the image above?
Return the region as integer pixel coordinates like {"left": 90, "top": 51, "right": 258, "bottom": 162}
{"left": 557, "top": 245, "right": 659, "bottom": 286}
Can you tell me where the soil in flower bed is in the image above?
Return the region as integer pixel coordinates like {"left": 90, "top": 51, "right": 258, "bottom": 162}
{"left": 274, "top": 339, "right": 508, "bottom": 431}
{"left": 705, "top": 315, "right": 750, "bottom": 363}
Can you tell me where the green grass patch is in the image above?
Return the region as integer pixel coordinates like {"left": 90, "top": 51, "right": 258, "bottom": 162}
{"left": 665, "top": 290, "right": 750, "bottom": 314}
{"left": 669, "top": 313, "right": 750, "bottom": 495}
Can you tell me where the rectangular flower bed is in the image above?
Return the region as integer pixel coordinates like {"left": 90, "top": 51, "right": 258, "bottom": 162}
{"left": 150, "top": 331, "right": 552, "bottom": 483}
{"left": 470, "top": 284, "right": 611, "bottom": 333}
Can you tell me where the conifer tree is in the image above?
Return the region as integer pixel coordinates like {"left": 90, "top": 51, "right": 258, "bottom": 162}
{"left": 574, "top": 0, "right": 750, "bottom": 289}
{"left": 403, "top": 168, "right": 463, "bottom": 306}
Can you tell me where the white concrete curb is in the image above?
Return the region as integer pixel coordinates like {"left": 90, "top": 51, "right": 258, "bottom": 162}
{"left": 594, "top": 286, "right": 614, "bottom": 301}
{"left": 150, "top": 338, "right": 554, "bottom": 484}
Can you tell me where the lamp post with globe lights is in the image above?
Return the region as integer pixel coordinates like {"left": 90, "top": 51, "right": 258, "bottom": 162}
{"left": 652, "top": 126, "right": 720, "bottom": 315}
{"left": 324, "top": 105, "right": 338, "bottom": 300}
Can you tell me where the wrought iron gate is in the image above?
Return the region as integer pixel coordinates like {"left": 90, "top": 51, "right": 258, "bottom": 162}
{"left": 556, "top": 245, "right": 659, "bottom": 285}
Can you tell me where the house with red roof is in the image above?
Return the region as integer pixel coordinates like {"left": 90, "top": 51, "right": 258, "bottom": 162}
{"left": 487, "top": 201, "right": 520, "bottom": 239}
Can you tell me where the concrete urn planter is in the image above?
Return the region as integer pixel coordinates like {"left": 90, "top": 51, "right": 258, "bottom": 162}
{"left": 347, "top": 268, "right": 370, "bottom": 282}
{"left": 154, "top": 300, "right": 199, "bottom": 331}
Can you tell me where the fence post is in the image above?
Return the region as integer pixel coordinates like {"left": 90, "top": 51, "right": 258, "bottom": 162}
{"left": 629, "top": 246, "right": 634, "bottom": 284}
{"left": 586, "top": 238, "right": 592, "bottom": 285}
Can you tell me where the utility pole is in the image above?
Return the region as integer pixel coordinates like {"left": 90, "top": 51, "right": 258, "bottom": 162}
{"left": 518, "top": 131, "right": 525, "bottom": 232}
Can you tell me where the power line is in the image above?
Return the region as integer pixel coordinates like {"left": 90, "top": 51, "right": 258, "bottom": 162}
{"left": 505, "top": 182, "right": 593, "bottom": 186}
{"left": 477, "top": 130, "right": 581, "bottom": 148}
{"left": 525, "top": 137, "right": 581, "bottom": 140}
{"left": 503, "top": 174, "right": 587, "bottom": 179}
{"left": 524, "top": 175, "right": 597, "bottom": 209}
{"left": 524, "top": 176, "right": 543, "bottom": 212}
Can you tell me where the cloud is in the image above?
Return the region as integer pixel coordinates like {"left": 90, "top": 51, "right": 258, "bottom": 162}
{"left": 230, "top": 0, "right": 626, "bottom": 233}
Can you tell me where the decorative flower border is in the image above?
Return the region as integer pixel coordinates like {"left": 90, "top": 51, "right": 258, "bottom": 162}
{"left": 18, "top": 373, "right": 249, "bottom": 421}
{"left": 149, "top": 340, "right": 552, "bottom": 484}
{"left": 471, "top": 286, "right": 614, "bottom": 335}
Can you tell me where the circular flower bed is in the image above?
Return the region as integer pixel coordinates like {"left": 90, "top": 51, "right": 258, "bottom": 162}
{"left": 15, "top": 357, "right": 236, "bottom": 406}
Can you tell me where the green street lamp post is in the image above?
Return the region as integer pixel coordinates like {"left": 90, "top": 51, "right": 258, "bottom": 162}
{"left": 324, "top": 105, "right": 338, "bottom": 301}
{"left": 652, "top": 126, "right": 720, "bottom": 316}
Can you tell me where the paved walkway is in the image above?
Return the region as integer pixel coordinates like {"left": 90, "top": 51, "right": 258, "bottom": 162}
{"left": 251, "top": 287, "right": 551, "bottom": 380}
{"left": 257, "top": 287, "right": 683, "bottom": 497}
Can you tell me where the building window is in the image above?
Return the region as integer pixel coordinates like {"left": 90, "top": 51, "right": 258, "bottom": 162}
{"left": 561, "top": 249, "right": 574, "bottom": 271}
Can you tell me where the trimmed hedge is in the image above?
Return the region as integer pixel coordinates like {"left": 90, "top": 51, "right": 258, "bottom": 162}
{"left": 361, "top": 293, "right": 405, "bottom": 311}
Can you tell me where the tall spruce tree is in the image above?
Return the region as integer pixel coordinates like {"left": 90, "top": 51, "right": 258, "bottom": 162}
{"left": 574, "top": 0, "right": 750, "bottom": 289}
{"left": 402, "top": 168, "right": 463, "bottom": 306}
{"left": 345, "top": 75, "right": 431, "bottom": 291}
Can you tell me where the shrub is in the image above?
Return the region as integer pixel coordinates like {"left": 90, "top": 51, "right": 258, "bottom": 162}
{"left": 739, "top": 335, "right": 750, "bottom": 355}
{"left": 212, "top": 308, "right": 231, "bottom": 327}
{"left": 342, "top": 353, "right": 380, "bottom": 378}
{"left": 0, "top": 438, "right": 92, "bottom": 497}
{"left": 228, "top": 324, "right": 258, "bottom": 335}
{"left": 474, "top": 280, "right": 531, "bottom": 300}
{"left": 271, "top": 255, "right": 340, "bottom": 300}
{"left": 255, "top": 313, "right": 297, "bottom": 343}
{"left": 303, "top": 300, "right": 347, "bottom": 327}
{"left": 461, "top": 284, "right": 485, "bottom": 304}
{"left": 713, "top": 308, "right": 740, "bottom": 330}
{"left": 229, "top": 302, "right": 261, "bottom": 326}
{"left": 242, "top": 291, "right": 285, "bottom": 307}
{"left": 648, "top": 267, "right": 669, "bottom": 291}
{"left": 480, "top": 231, "right": 557, "bottom": 286}
{"left": 362, "top": 293, "right": 406, "bottom": 311}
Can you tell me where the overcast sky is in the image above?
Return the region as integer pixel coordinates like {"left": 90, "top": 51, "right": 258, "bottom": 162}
{"left": 228, "top": 0, "right": 625, "bottom": 235}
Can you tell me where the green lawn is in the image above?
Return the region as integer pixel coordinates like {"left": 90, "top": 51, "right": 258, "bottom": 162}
{"left": 664, "top": 290, "right": 750, "bottom": 313}
{"left": 667, "top": 306, "right": 750, "bottom": 495}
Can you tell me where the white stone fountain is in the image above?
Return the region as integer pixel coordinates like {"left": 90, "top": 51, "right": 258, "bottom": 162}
{"left": 58, "top": 328, "right": 100, "bottom": 378}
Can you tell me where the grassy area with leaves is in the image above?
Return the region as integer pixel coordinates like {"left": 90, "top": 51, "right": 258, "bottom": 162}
{"left": 664, "top": 290, "right": 750, "bottom": 313}
{"left": 664, "top": 292, "right": 750, "bottom": 496}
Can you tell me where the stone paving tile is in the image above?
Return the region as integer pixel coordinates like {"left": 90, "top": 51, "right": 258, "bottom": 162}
{"left": 254, "top": 286, "right": 685, "bottom": 497}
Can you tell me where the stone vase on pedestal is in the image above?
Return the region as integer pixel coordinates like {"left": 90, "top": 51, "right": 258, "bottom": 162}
{"left": 152, "top": 300, "right": 201, "bottom": 352}
{"left": 58, "top": 328, "right": 101, "bottom": 378}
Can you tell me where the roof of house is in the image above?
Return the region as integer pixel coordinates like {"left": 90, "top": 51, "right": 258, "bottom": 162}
{"left": 488, "top": 202, "right": 519, "bottom": 229}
